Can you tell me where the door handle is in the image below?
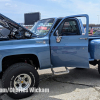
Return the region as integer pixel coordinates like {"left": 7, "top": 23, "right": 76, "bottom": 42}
{"left": 80, "top": 38, "right": 88, "bottom": 40}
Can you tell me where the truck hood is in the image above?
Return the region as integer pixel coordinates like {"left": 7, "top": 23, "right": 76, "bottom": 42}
{"left": 0, "top": 13, "right": 36, "bottom": 36}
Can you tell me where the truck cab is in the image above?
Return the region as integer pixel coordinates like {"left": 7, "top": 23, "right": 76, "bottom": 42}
{"left": 30, "top": 14, "right": 89, "bottom": 69}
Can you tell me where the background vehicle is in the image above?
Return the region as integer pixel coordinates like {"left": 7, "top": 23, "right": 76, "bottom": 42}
{"left": 93, "top": 30, "right": 100, "bottom": 35}
{"left": 0, "top": 13, "right": 100, "bottom": 99}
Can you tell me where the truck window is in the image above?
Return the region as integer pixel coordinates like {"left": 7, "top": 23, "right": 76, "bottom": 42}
{"left": 31, "top": 18, "right": 54, "bottom": 36}
{"left": 51, "top": 18, "right": 62, "bottom": 33}
{"left": 55, "top": 19, "right": 80, "bottom": 36}
{"left": 53, "top": 19, "right": 62, "bottom": 29}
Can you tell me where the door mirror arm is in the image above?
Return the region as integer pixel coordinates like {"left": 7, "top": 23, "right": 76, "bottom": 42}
{"left": 55, "top": 30, "right": 62, "bottom": 43}
{"left": 56, "top": 30, "right": 59, "bottom": 36}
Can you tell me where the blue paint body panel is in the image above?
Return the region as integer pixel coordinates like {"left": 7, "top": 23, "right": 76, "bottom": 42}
{"left": 0, "top": 37, "right": 51, "bottom": 72}
{"left": 50, "top": 35, "right": 89, "bottom": 68}
{"left": 89, "top": 39, "right": 100, "bottom": 59}
{"left": 50, "top": 14, "right": 89, "bottom": 68}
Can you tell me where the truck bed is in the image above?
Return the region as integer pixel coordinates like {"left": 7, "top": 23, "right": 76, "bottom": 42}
{"left": 89, "top": 36, "right": 100, "bottom": 60}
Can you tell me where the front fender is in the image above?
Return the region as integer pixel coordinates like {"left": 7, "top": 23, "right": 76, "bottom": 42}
{"left": 0, "top": 37, "right": 51, "bottom": 72}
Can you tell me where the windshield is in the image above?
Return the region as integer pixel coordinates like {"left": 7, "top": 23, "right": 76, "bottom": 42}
{"left": 31, "top": 18, "right": 54, "bottom": 36}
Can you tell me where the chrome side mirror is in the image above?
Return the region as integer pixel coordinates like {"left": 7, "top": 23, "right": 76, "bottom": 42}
{"left": 55, "top": 30, "right": 62, "bottom": 43}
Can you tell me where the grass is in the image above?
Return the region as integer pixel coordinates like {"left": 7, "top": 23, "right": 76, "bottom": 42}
{"left": 88, "top": 32, "right": 95, "bottom": 34}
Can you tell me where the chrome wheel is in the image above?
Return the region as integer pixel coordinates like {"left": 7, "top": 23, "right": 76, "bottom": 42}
{"left": 2, "top": 63, "right": 39, "bottom": 99}
{"left": 14, "top": 74, "right": 32, "bottom": 91}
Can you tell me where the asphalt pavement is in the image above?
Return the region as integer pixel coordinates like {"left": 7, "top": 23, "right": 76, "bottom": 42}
{"left": 1, "top": 64, "right": 100, "bottom": 100}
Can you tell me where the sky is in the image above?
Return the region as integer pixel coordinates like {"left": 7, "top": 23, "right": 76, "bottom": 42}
{"left": 0, "top": 0, "right": 100, "bottom": 24}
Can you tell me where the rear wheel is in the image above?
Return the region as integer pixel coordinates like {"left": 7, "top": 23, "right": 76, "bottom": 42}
{"left": 98, "top": 62, "right": 100, "bottom": 74}
{"left": 75, "top": 68, "right": 85, "bottom": 70}
{"left": 2, "top": 63, "right": 39, "bottom": 99}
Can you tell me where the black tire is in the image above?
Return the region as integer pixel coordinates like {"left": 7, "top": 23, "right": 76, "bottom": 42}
{"left": 2, "top": 63, "right": 39, "bottom": 99}
{"left": 75, "top": 68, "right": 85, "bottom": 70}
{"left": 98, "top": 62, "right": 100, "bottom": 74}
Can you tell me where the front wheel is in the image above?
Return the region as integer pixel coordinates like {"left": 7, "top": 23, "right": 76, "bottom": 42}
{"left": 98, "top": 62, "right": 100, "bottom": 74}
{"left": 2, "top": 63, "right": 39, "bottom": 99}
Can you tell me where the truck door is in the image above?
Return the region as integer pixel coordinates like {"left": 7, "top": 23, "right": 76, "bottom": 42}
{"left": 50, "top": 14, "right": 89, "bottom": 68}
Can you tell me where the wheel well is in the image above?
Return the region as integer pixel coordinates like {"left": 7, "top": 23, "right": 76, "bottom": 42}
{"left": 89, "top": 60, "right": 98, "bottom": 66}
{"left": 2, "top": 54, "right": 40, "bottom": 72}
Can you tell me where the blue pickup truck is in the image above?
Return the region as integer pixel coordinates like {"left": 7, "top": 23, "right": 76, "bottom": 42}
{"left": 0, "top": 14, "right": 99, "bottom": 99}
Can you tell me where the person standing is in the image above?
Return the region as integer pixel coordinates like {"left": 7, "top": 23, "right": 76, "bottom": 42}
{"left": 84, "top": 26, "right": 86, "bottom": 33}
{"left": 90, "top": 27, "right": 93, "bottom": 35}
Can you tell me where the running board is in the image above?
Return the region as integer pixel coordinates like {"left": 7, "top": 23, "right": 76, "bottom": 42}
{"left": 51, "top": 67, "right": 69, "bottom": 75}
